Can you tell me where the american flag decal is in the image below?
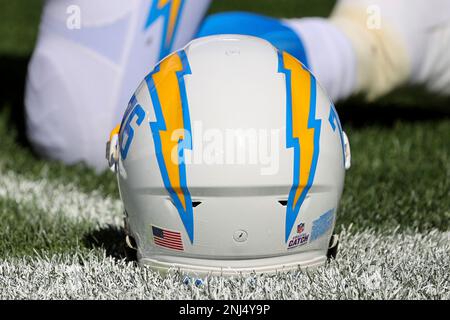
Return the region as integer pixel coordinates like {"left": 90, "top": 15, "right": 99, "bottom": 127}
{"left": 152, "top": 226, "right": 184, "bottom": 251}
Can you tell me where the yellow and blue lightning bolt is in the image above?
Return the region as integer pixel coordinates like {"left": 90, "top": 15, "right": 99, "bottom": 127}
{"left": 328, "top": 103, "right": 346, "bottom": 167}
{"left": 278, "top": 51, "right": 321, "bottom": 242}
{"left": 145, "top": 0, "right": 185, "bottom": 60}
{"left": 146, "top": 50, "right": 194, "bottom": 243}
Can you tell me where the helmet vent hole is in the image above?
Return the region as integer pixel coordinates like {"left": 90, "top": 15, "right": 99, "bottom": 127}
{"left": 192, "top": 201, "right": 202, "bottom": 208}
{"left": 278, "top": 200, "right": 288, "bottom": 206}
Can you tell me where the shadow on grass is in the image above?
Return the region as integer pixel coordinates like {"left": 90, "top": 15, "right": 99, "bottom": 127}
{"left": 82, "top": 224, "right": 137, "bottom": 262}
{"left": 0, "top": 55, "right": 30, "bottom": 146}
{"left": 337, "top": 88, "right": 450, "bottom": 128}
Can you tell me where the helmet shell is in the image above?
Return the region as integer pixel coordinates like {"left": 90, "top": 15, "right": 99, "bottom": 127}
{"left": 116, "top": 35, "right": 347, "bottom": 274}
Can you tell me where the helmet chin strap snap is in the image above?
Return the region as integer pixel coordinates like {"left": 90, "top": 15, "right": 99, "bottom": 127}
{"left": 125, "top": 235, "right": 137, "bottom": 250}
{"left": 327, "top": 234, "right": 339, "bottom": 260}
{"left": 343, "top": 131, "right": 351, "bottom": 170}
{"left": 124, "top": 213, "right": 137, "bottom": 250}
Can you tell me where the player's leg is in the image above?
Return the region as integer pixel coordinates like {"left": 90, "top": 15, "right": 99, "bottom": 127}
{"left": 329, "top": 0, "right": 450, "bottom": 99}
{"left": 199, "top": 2, "right": 450, "bottom": 101}
{"left": 197, "top": 12, "right": 357, "bottom": 103}
{"left": 25, "top": 0, "right": 210, "bottom": 171}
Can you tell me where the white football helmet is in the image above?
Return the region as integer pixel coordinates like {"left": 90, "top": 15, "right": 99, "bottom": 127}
{"left": 107, "top": 35, "right": 351, "bottom": 276}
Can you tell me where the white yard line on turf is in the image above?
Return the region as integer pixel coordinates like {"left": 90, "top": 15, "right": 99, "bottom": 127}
{"left": 0, "top": 170, "right": 448, "bottom": 299}
{"left": 0, "top": 228, "right": 448, "bottom": 299}
{"left": 0, "top": 170, "right": 123, "bottom": 225}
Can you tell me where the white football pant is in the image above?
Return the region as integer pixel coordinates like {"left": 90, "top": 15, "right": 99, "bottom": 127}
{"left": 25, "top": 0, "right": 210, "bottom": 171}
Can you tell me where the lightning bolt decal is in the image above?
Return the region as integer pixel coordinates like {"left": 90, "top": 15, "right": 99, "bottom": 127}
{"left": 146, "top": 50, "right": 194, "bottom": 243}
{"left": 328, "top": 103, "right": 346, "bottom": 167}
{"left": 278, "top": 51, "right": 321, "bottom": 242}
{"left": 145, "top": 0, "right": 185, "bottom": 60}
